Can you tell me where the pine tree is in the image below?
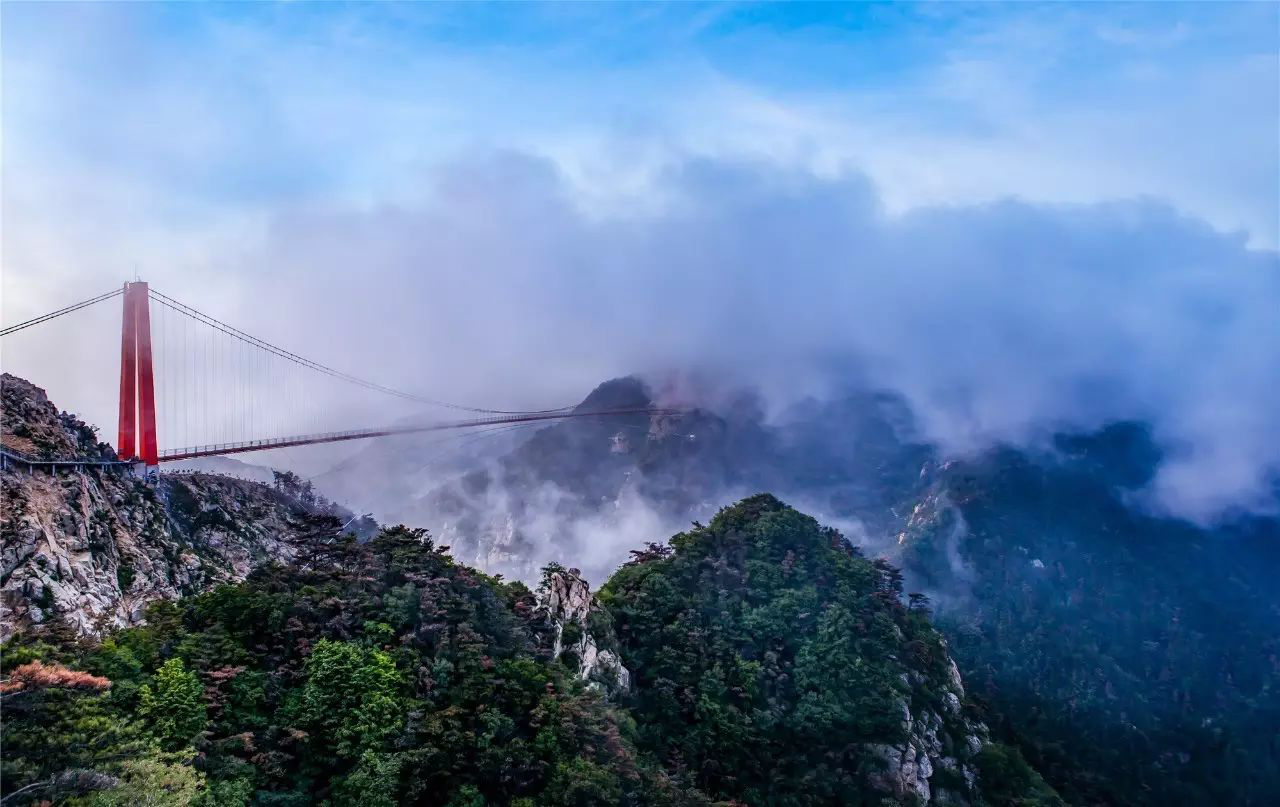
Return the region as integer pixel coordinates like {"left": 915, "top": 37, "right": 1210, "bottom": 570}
{"left": 138, "top": 658, "right": 207, "bottom": 750}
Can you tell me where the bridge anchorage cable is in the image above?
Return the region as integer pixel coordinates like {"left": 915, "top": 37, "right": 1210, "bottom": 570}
{"left": 0, "top": 288, "right": 124, "bottom": 337}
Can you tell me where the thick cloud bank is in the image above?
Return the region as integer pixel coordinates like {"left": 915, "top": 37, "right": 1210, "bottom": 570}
{"left": 256, "top": 154, "right": 1278, "bottom": 523}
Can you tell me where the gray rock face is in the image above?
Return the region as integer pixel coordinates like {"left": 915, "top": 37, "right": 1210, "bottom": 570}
{"left": 864, "top": 658, "right": 989, "bottom": 805}
{"left": 1, "top": 466, "right": 317, "bottom": 640}
{"left": 535, "top": 567, "right": 630, "bottom": 696}
{"left": 1, "top": 375, "right": 317, "bottom": 640}
{"left": 868, "top": 739, "right": 934, "bottom": 804}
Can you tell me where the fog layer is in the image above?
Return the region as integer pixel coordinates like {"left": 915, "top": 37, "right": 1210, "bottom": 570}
{"left": 256, "top": 154, "right": 1277, "bottom": 523}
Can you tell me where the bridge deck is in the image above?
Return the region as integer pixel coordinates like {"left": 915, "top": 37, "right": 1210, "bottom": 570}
{"left": 158, "top": 407, "right": 667, "bottom": 462}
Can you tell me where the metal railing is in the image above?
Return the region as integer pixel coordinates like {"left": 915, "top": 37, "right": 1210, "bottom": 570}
{"left": 0, "top": 445, "right": 132, "bottom": 470}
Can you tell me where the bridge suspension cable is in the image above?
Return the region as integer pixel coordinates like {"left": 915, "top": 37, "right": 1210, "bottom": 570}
{"left": 148, "top": 288, "right": 572, "bottom": 416}
{"left": 0, "top": 288, "right": 123, "bottom": 337}
{"left": 4, "top": 279, "right": 677, "bottom": 466}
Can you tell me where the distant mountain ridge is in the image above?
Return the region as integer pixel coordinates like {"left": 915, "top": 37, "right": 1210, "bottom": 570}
{"left": 321, "top": 376, "right": 934, "bottom": 582}
{"left": 317, "top": 374, "right": 1280, "bottom": 804}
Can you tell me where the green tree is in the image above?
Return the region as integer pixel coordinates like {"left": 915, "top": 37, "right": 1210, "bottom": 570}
{"left": 973, "top": 744, "right": 1064, "bottom": 807}
{"left": 331, "top": 752, "right": 403, "bottom": 807}
{"left": 139, "top": 658, "right": 207, "bottom": 750}
{"left": 292, "top": 639, "right": 404, "bottom": 761}
{"left": 599, "top": 494, "right": 1055, "bottom": 805}
{"left": 87, "top": 752, "right": 205, "bottom": 807}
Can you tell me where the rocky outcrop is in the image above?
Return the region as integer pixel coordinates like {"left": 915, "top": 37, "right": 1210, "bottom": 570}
{"left": 535, "top": 565, "right": 630, "bottom": 696}
{"left": 866, "top": 705, "right": 985, "bottom": 805}
{"left": 1, "top": 465, "right": 323, "bottom": 640}
{"left": 0, "top": 374, "right": 112, "bottom": 461}
{"left": 1, "top": 375, "right": 326, "bottom": 640}
{"left": 863, "top": 637, "right": 988, "bottom": 805}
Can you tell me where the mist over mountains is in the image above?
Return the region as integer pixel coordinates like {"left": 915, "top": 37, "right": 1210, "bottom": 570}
{"left": 7, "top": 155, "right": 1275, "bottom": 522}
{"left": 316, "top": 371, "right": 1279, "bottom": 589}
{"left": 7, "top": 368, "right": 1278, "bottom": 803}
{"left": 316, "top": 376, "right": 914, "bottom": 584}
{"left": 251, "top": 155, "right": 1280, "bottom": 525}
{"left": 12, "top": 366, "right": 1272, "bottom": 803}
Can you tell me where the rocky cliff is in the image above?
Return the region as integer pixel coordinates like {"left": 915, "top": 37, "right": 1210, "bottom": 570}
{"left": 534, "top": 564, "right": 630, "bottom": 696}
{"left": 1, "top": 374, "right": 331, "bottom": 639}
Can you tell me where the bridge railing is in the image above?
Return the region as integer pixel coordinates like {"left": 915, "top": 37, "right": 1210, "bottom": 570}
{"left": 156, "top": 407, "right": 678, "bottom": 463}
{"left": 1, "top": 446, "right": 133, "bottom": 470}
{"left": 157, "top": 428, "right": 392, "bottom": 461}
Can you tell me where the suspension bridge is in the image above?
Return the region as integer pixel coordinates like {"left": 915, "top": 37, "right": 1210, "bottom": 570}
{"left": 1, "top": 281, "right": 671, "bottom": 471}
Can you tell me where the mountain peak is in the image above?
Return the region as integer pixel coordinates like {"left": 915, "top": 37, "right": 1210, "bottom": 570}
{"left": 574, "top": 376, "right": 652, "bottom": 412}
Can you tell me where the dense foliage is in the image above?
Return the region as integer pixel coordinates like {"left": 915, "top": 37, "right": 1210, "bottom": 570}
{"left": 1, "top": 517, "right": 694, "bottom": 806}
{"left": 600, "top": 494, "right": 1058, "bottom": 807}
{"left": 2, "top": 499, "right": 1064, "bottom": 806}
{"left": 897, "top": 426, "right": 1280, "bottom": 806}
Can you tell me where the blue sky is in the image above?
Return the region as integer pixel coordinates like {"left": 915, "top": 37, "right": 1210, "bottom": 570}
{"left": 2, "top": 2, "right": 1277, "bottom": 520}
{"left": 4, "top": 2, "right": 1276, "bottom": 236}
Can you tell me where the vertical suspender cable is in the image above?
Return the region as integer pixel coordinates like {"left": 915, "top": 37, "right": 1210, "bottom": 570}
{"left": 229, "top": 334, "right": 232, "bottom": 443}
{"left": 246, "top": 342, "right": 250, "bottom": 443}
{"left": 242, "top": 338, "right": 247, "bottom": 442}
{"left": 158, "top": 300, "right": 163, "bottom": 449}
{"left": 203, "top": 318, "right": 208, "bottom": 447}
{"left": 251, "top": 342, "right": 255, "bottom": 441}
{"left": 230, "top": 332, "right": 235, "bottom": 443}
{"left": 187, "top": 309, "right": 191, "bottom": 449}
{"left": 249, "top": 342, "right": 253, "bottom": 442}
{"left": 223, "top": 327, "right": 227, "bottom": 444}
{"left": 223, "top": 328, "right": 228, "bottom": 444}
{"left": 184, "top": 311, "right": 189, "bottom": 449}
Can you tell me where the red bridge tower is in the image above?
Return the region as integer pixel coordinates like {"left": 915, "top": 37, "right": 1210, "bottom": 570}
{"left": 117, "top": 281, "right": 158, "bottom": 466}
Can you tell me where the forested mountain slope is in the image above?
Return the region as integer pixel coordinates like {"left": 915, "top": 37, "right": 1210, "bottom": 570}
{"left": 318, "top": 376, "right": 1280, "bottom": 805}
{"left": 600, "top": 494, "right": 1060, "bottom": 806}
{"left": 2, "top": 497, "right": 1054, "bottom": 806}
{"left": 897, "top": 428, "right": 1280, "bottom": 805}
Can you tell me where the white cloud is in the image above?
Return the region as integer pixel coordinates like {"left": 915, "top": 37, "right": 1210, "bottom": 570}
{"left": 237, "top": 155, "right": 1278, "bottom": 523}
